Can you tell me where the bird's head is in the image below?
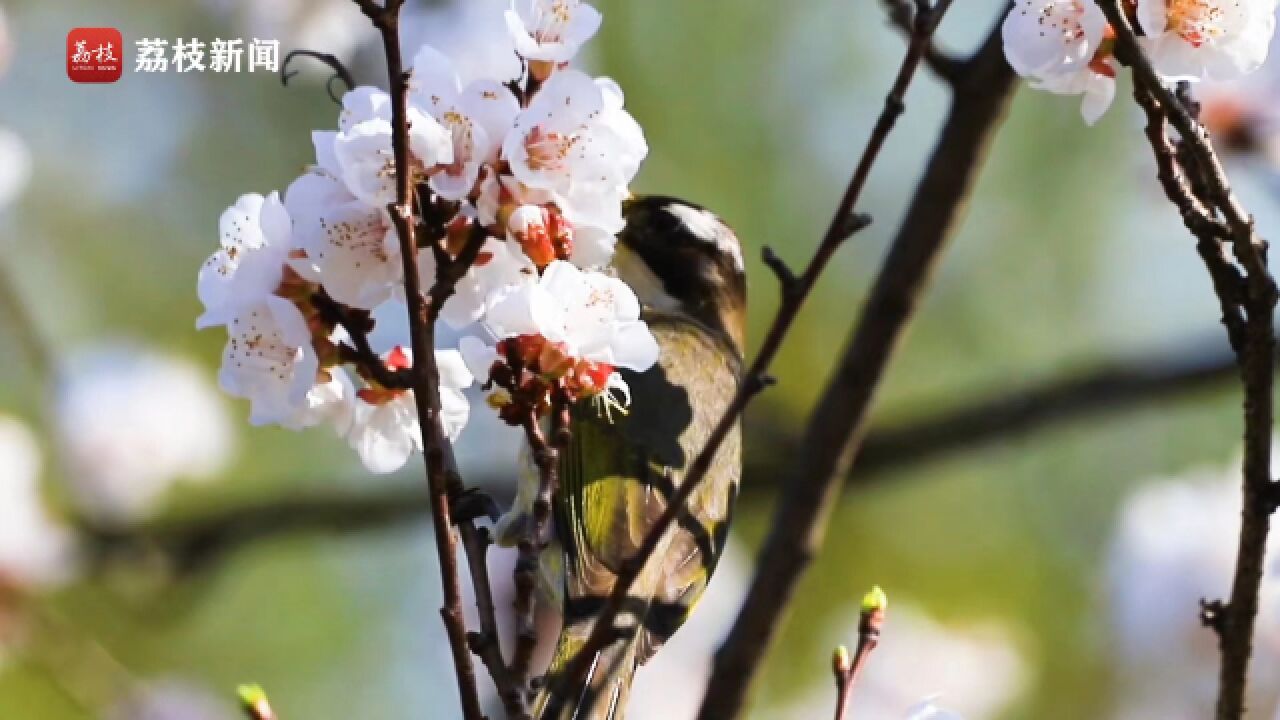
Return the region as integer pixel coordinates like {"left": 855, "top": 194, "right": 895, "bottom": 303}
{"left": 613, "top": 196, "right": 748, "bottom": 355}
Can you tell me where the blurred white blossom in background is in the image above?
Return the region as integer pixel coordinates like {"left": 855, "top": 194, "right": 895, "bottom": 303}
{"left": 0, "top": 416, "right": 77, "bottom": 590}
{"left": 0, "top": 4, "right": 29, "bottom": 214}
{"left": 0, "top": 4, "right": 10, "bottom": 74}
{"left": 54, "top": 346, "right": 235, "bottom": 524}
{"left": 0, "top": 127, "right": 29, "bottom": 212}
{"left": 205, "top": 0, "right": 524, "bottom": 88}
{"left": 1197, "top": 33, "right": 1280, "bottom": 168}
{"left": 1107, "top": 452, "right": 1280, "bottom": 719}
{"left": 904, "top": 698, "right": 966, "bottom": 720}
{"left": 203, "top": 0, "right": 367, "bottom": 63}
{"left": 402, "top": 0, "right": 522, "bottom": 86}
{"left": 105, "top": 679, "right": 238, "bottom": 720}
{"left": 768, "top": 604, "right": 1028, "bottom": 720}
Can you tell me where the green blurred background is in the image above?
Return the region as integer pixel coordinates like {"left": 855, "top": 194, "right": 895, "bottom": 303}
{"left": 2, "top": 0, "right": 1277, "bottom": 717}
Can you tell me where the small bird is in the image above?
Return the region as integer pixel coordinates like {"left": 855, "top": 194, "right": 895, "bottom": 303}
{"left": 533, "top": 195, "right": 748, "bottom": 720}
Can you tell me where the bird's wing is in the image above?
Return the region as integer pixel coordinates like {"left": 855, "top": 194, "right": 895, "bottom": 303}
{"left": 555, "top": 313, "right": 742, "bottom": 663}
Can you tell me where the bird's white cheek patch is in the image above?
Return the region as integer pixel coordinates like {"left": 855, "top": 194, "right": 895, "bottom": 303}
{"left": 663, "top": 203, "right": 745, "bottom": 272}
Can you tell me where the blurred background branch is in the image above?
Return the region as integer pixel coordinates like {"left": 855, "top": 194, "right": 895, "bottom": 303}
{"left": 76, "top": 331, "right": 1249, "bottom": 578}
{"left": 848, "top": 334, "right": 1245, "bottom": 478}
{"left": 0, "top": 258, "right": 52, "bottom": 377}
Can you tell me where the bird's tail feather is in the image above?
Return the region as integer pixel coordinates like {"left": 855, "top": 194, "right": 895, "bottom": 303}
{"left": 535, "top": 616, "right": 642, "bottom": 720}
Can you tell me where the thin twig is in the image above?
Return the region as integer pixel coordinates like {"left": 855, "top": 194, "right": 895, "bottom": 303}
{"left": 831, "top": 590, "right": 886, "bottom": 720}
{"left": 881, "top": 0, "right": 964, "bottom": 84}
{"left": 1095, "top": 4, "right": 1278, "bottom": 718}
{"left": 461, "top": 524, "right": 524, "bottom": 719}
{"left": 280, "top": 49, "right": 356, "bottom": 106}
{"left": 310, "top": 289, "right": 413, "bottom": 389}
{"left": 699, "top": 9, "right": 1017, "bottom": 717}
{"left": 831, "top": 645, "right": 853, "bottom": 720}
{"left": 545, "top": 0, "right": 957, "bottom": 710}
{"left": 434, "top": 225, "right": 529, "bottom": 716}
{"left": 353, "top": 1, "right": 485, "bottom": 717}
{"left": 508, "top": 395, "right": 568, "bottom": 715}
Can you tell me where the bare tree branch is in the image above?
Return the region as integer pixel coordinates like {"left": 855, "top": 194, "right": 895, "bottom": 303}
{"left": 698, "top": 11, "right": 1017, "bottom": 717}
{"left": 80, "top": 488, "right": 418, "bottom": 570}
{"left": 353, "top": 1, "right": 485, "bottom": 716}
{"left": 280, "top": 49, "right": 356, "bottom": 106}
{"left": 78, "top": 330, "right": 1260, "bottom": 582}
{"left": 1095, "top": 4, "right": 1278, "bottom": 718}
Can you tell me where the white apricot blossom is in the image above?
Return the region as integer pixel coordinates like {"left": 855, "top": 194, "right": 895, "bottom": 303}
{"left": 476, "top": 170, "right": 555, "bottom": 226}
{"left": 1002, "top": 0, "right": 1118, "bottom": 124}
{"left": 332, "top": 96, "right": 454, "bottom": 207}
{"left": 1137, "top": 0, "right": 1277, "bottom": 81}
{"left": 505, "top": 0, "right": 602, "bottom": 63}
{"left": 503, "top": 69, "right": 647, "bottom": 232}
{"left": 482, "top": 260, "right": 659, "bottom": 371}
{"left": 293, "top": 365, "right": 357, "bottom": 435}
{"left": 339, "top": 86, "right": 392, "bottom": 132}
{"left": 347, "top": 347, "right": 473, "bottom": 473}
{"left": 197, "top": 192, "right": 292, "bottom": 328}
{"left": 569, "top": 223, "right": 616, "bottom": 269}
{"left": 410, "top": 45, "right": 521, "bottom": 201}
{"left": 217, "top": 296, "right": 322, "bottom": 428}
{"left": 419, "top": 234, "right": 536, "bottom": 329}
{"left": 1034, "top": 67, "right": 1117, "bottom": 126}
{"left": 287, "top": 134, "right": 403, "bottom": 309}
{"left": 481, "top": 178, "right": 616, "bottom": 270}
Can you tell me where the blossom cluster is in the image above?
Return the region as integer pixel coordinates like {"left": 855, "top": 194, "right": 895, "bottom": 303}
{"left": 198, "top": 0, "right": 657, "bottom": 474}
{"left": 1002, "top": 0, "right": 1277, "bottom": 124}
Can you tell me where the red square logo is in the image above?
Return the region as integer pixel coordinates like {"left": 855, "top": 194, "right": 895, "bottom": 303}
{"left": 67, "top": 28, "right": 123, "bottom": 83}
